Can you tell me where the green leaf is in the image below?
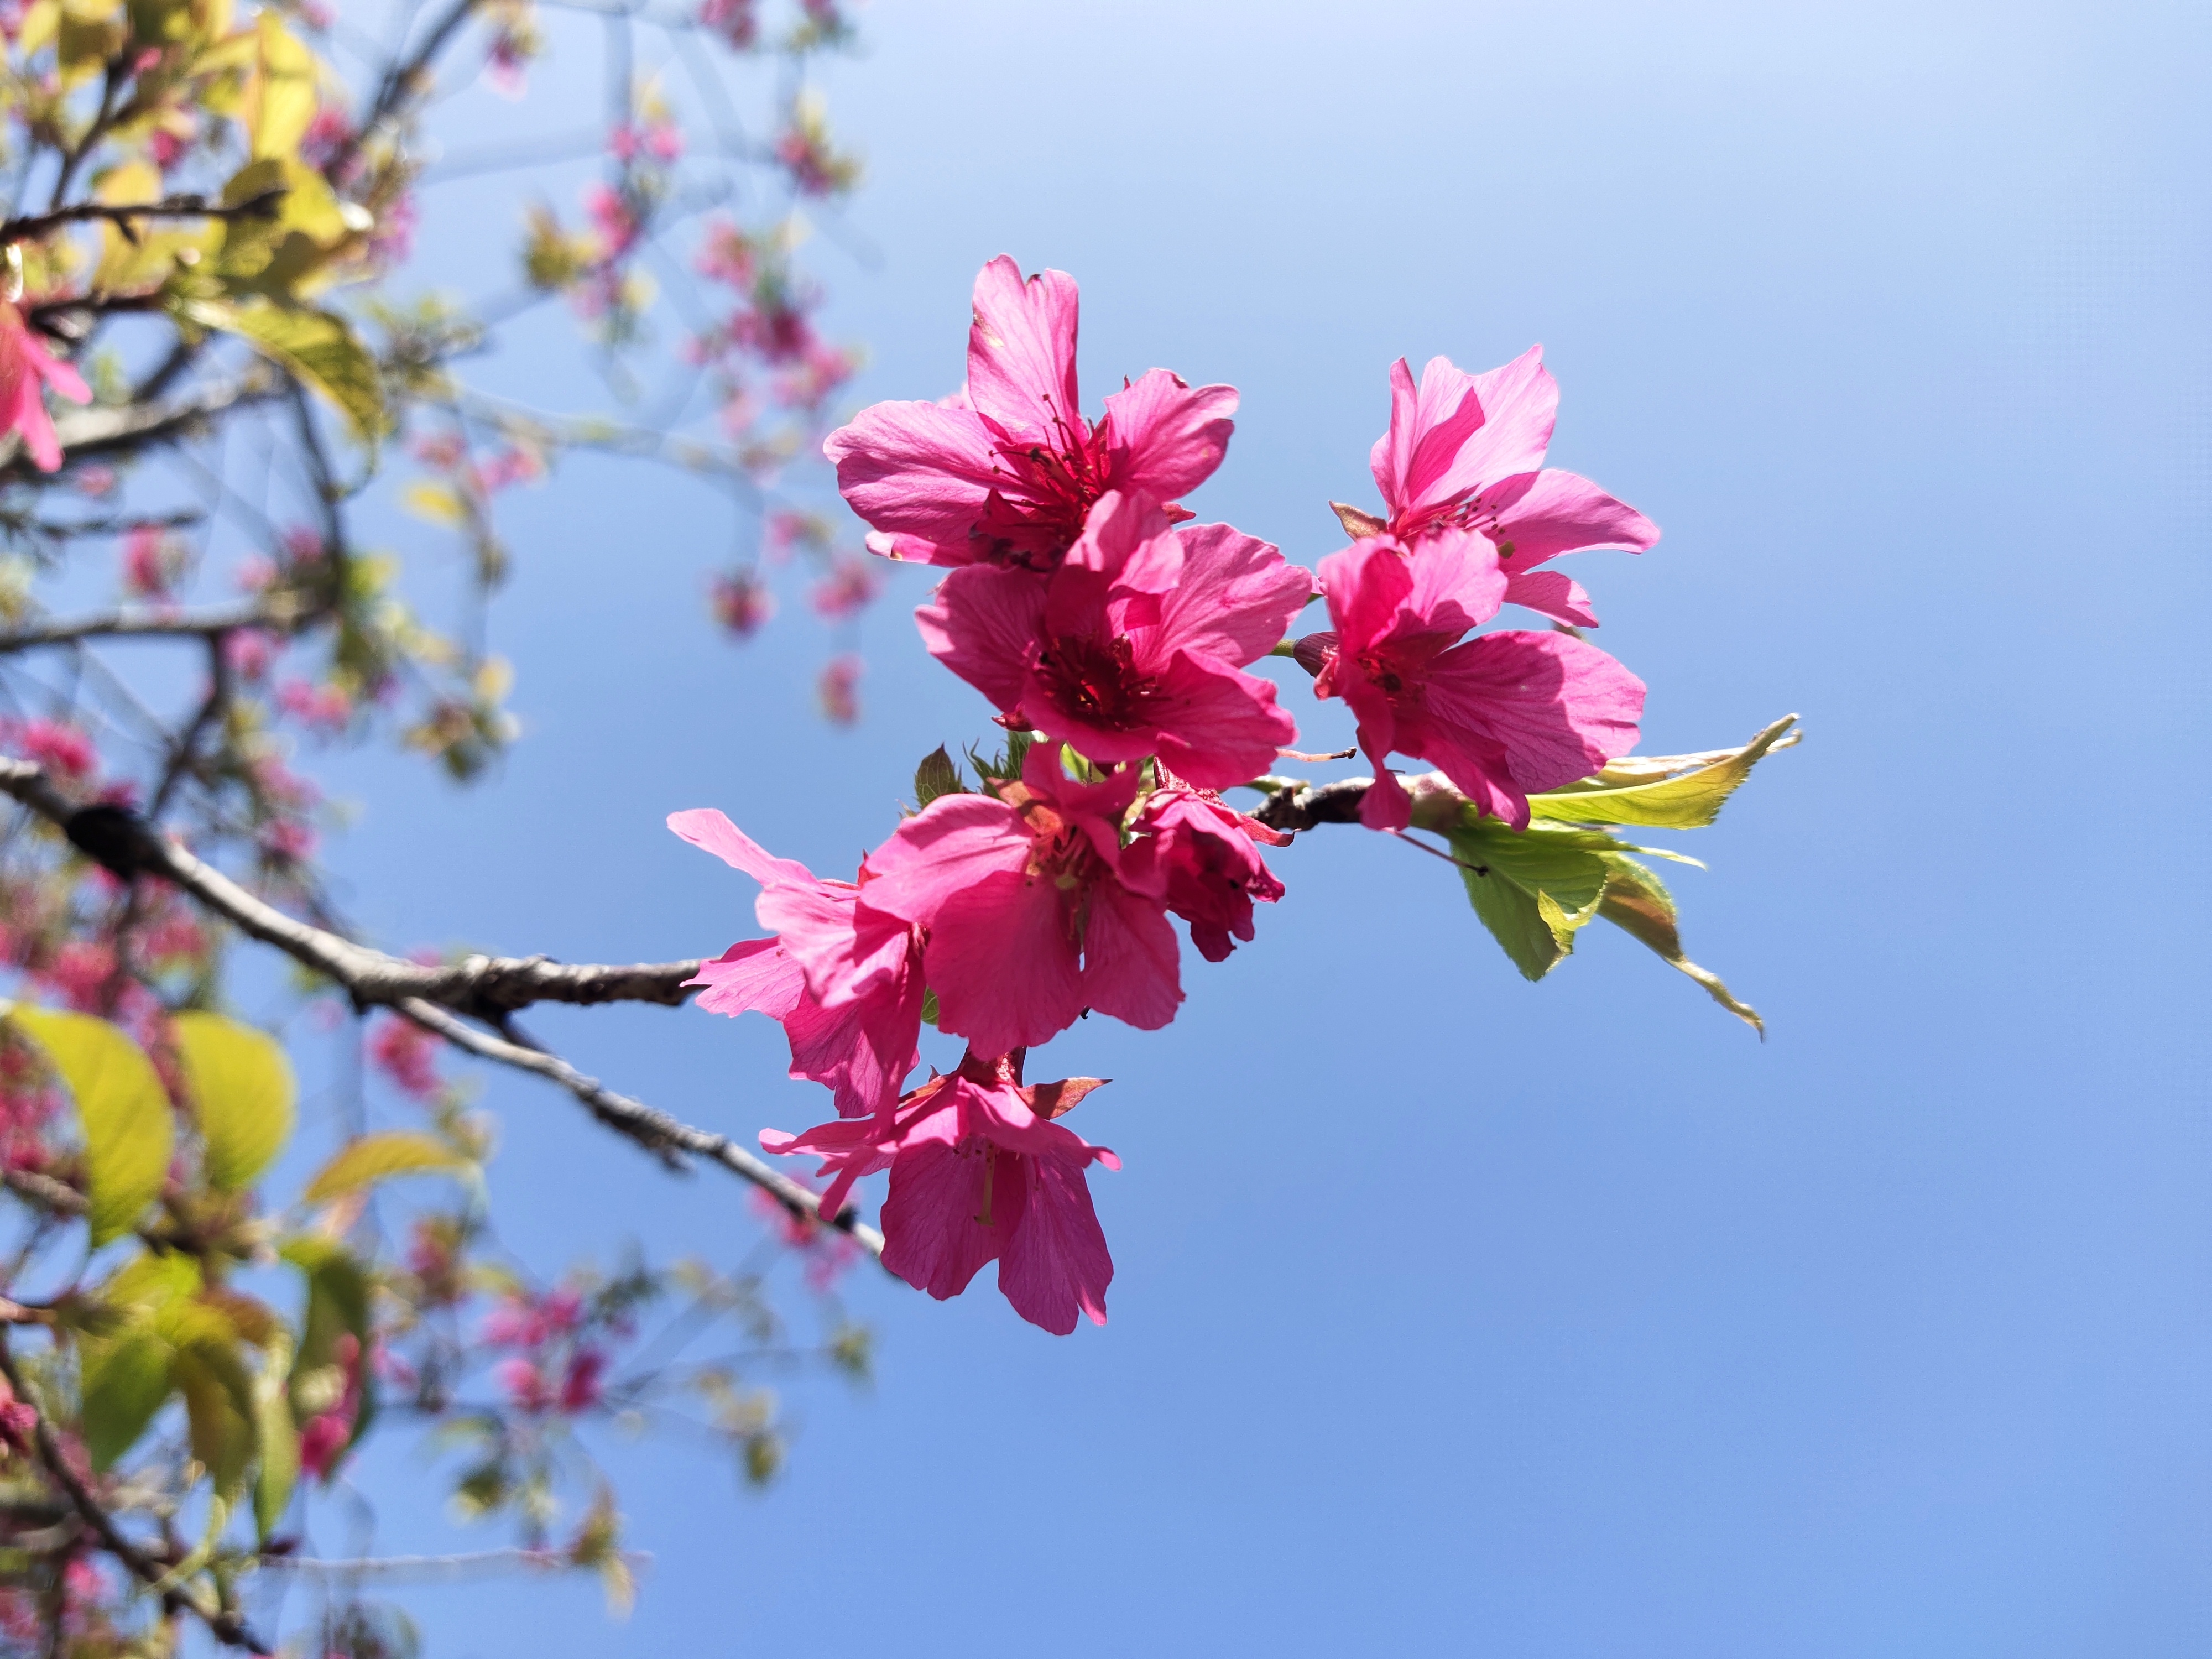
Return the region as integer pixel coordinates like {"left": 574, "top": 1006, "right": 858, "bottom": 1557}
{"left": 78, "top": 1323, "right": 174, "bottom": 1470}
{"left": 301, "top": 1130, "right": 470, "bottom": 1206}
{"left": 176, "top": 296, "right": 385, "bottom": 440}
{"left": 1444, "top": 819, "right": 1618, "bottom": 981}
{"left": 1530, "top": 713, "right": 1800, "bottom": 828}
{"left": 160, "top": 1298, "right": 258, "bottom": 1500}
{"left": 1594, "top": 854, "right": 1765, "bottom": 1035}
{"left": 912, "top": 745, "right": 966, "bottom": 810}
{"left": 9, "top": 1007, "right": 174, "bottom": 1246}
{"left": 245, "top": 9, "right": 317, "bottom": 161}
{"left": 280, "top": 1237, "right": 377, "bottom": 1469}
{"left": 253, "top": 1348, "right": 300, "bottom": 1540}
{"left": 170, "top": 1011, "right": 296, "bottom": 1192}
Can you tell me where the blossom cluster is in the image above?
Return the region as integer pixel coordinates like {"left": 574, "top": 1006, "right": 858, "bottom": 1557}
{"left": 679, "top": 257, "right": 1661, "bottom": 1333}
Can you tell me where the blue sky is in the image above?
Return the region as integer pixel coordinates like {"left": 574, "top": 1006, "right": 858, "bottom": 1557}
{"left": 286, "top": 0, "right": 2211, "bottom": 1652}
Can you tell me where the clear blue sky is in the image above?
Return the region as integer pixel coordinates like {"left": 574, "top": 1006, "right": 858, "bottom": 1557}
{"left": 303, "top": 0, "right": 2211, "bottom": 1652}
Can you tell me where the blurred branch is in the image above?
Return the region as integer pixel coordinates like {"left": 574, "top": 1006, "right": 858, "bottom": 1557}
{"left": 0, "top": 596, "right": 296, "bottom": 651}
{"left": 0, "top": 368, "right": 288, "bottom": 476}
{"left": 0, "top": 189, "right": 286, "bottom": 246}
{"left": 0, "top": 1333, "right": 274, "bottom": 1655}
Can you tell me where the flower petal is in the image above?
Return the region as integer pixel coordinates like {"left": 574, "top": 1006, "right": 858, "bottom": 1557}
{"left": 666, "top": 809, "right": 816, "bottom": 888}
{"left": 998, "top": 1154, "right": 1113, "bottom": 1334}
{"left": 1102, "top": 368, "right": 1237, "bottom": 503}
{"left": 964, "top": 255, "right": 1081, "bottom": 437}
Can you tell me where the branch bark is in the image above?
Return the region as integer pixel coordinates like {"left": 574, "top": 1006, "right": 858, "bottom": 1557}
{"left": 0, "top": 758, "right": 883, "bottom": 1253}
{"left": 0, "top": 189, "right": 287, "bottom": 246}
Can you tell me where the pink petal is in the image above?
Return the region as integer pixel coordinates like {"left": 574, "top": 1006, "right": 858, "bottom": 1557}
{"left": 998, "top": 1155, "right": 1113, "bottom": 1334}
{"left": 1430, "top": 346, "right": 1557, "bottom": 503}
{"left": 34, "top": 349, "right": 89, "bottom": 406}
{"left": 823, "top": 399, "right": 1003, "bottom": 561}
{"left": 1480, "top": 468, "right": 1660, "bottom": 570}
{"left": 666, "top": 809, "right": 816, "bottom": 888}
{"left": 881, "top": 1139, "right": 1021, "bottom": 1300}
{"left": 922, "top": 869, "right": 1087, "bottom": 1056}
{"left": 964, "top": 255, "right": 1081, "bottom": 438}
{"left": 1076, "top": 878, "right": 1184, "bottom": 1033}
{"left": 1403, "top": 529, "right": 1507, "bottom": 634}
{"left": 916, "top": 565, "right": 1049, "bottom": 715}
{"left": 1059, "top": 488, "right": 1175, "bottom": 589}
{"left": 1136, "top": 653, "right": 1298, "bottom": 791}
{"left": 1421, "top": 630, "right": 1646, "bottom": 820}
{"left": 860, "top": 795, "right": 1034, "bottom": 927}
{"left": 1317, "top": 537, "right": 1417, "bottom": 659}
{"left": 1155, "top": 523, "right": 1317, "bottom": 666}
{"left": 686, "top": 938, "right": 804, "bottom": 1020}
{"left": 1102, "top": 369, "right": 1237, "bottom": 503}
{"left": 1503, "top": 569, "right": 1599, "bottom": 628}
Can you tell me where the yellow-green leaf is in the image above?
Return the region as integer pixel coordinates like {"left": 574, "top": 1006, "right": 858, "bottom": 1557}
{"left": 252, "top": 1328, "right": 299, "bottom": 1540}
{"left": 1530, "top": 714, "right": 1801, "bottom": 829}
{"left": 177, "top": 296, "right": 384, "bottom": 439}
{"left": 170, "top": 1011, "right": 296, "bottom": 1192}
{"left": 302, "top": 1130, "right": 469, "bottom": 1206}
{"left": 79, "top": 1322, "right": 174, "bottom": 1469}
{"left": 243, "top": 9, "right": 316, "bottom": 161}
{"left": 1444, "top": 819, "right": 1618, "bottom": 981}
{"left": 1594, "top": 854, "right": 1765, "bottom": 1035}
{"left": 402, "top": 481, "right": 468, "bottom": 526}
{"left": 9, "top": 1007, "right": 174, "bottom": 1246}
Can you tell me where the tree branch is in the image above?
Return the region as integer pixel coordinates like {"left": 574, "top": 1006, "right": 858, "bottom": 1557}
{"left": 397, "top": 998, "right": 884, "bottom": 1254}
{"left": 0, "top": 1333, "right": 274, "bottom": 1655}
{"left": 0, "top": 597, "right": 293, "bottom": 652}
{"left": 0, "top": 758, "right": 879, "bottom": 1251}
{"left": 0, "top": 761, "right": 704, "bottom": 1014}
{"left": 0, "top": 189, "right": 287, "bottom": 247}
{"left": 0, "top": 368, "right": 287, "bottom": 477}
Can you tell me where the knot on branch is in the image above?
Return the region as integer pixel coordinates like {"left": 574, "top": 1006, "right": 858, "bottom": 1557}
{"left": 61, "top": 803, "right": 168, "bottom": 880}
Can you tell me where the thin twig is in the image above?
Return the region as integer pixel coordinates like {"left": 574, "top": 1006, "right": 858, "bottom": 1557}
{"left": 0, "top": 1333, "right": 274, "bottom": 1655}
{"left": 397, "top": 997, "right": 885, "bottom": 1255}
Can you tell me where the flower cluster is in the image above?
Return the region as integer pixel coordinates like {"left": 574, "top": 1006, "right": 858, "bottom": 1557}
{"left": 677, "top": 257, "right": 1658, "bottom": 1333}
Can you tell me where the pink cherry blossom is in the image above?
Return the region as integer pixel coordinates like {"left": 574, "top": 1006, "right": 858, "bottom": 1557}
{"left": 857, "top": 745, "right": 1182, "bottom": 1056}
{"left": 1125, "top": 774, "right": 1289, "bottom": 962}
{"left": 824, "top": 256, "right": 1237, "bottom": 570}
{"left": 1369, "top": 348, "right": 1657, "bottom": 627}
{"left": 1313, "top": 533, "right": 1645, "bottom": 830}
{"left": 762, "top": 1048, "right": 1117, "bottom": 1334}
{"left": 669, "top": 808, "right": 922, "bottom": 1119}
{"left": 916, "top": 489, "right": 1310, "bottom": 790}
{"left": 0, "top": 304, "right": 89, "bottom": 474}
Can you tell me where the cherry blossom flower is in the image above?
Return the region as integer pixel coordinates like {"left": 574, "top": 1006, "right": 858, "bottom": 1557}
{"left": 825, "top": 256, "right": 1237, "bottom": 570}
{"left": 809, "top": 556, "right": 880, "bottom": 620}
{"left": 669, "top": 808, "right": 922, "bottom": 1119}
{"left": 369, "top": 1014, "right": 442, "bottom": 1100}
{"left": 1368, "top": 349, "right": 1658, "bottom": 627}
{"left": 1125, "top": 775, "right": 1289, "bottom": 962}
{"left": 711, "top": 568, "right": 776, "bottom": 638}
{"left": 817, "top": 654, "right": 862, "bottom": 724}
{"left": 762, "top": 1048, "right": 1117, "bottom": 1334}
{"left": 858, "top": 745, "right": 1181, "bottom": 1056}
{"left": 0, "top": 304, "right": 88, "bottom": 474}
{"left": 917, "top": 489, "right": 1310, "bottom": 790}
{"left": 1313, "top": 533, "right": 1644, "bottom": 830}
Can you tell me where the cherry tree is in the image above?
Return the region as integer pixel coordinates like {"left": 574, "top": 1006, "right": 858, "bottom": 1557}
{"left": 0, "top": 2, "right": 1794, "bottom": 1652}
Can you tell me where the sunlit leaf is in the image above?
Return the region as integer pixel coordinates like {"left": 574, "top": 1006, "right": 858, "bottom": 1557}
{"left": 252, "top": 1332, "right": 300, "bottom": 1540}
{"left": 1444, "top": 819, "right": 1618, "bottom": 981}
{"left": 78, "top": 1323, "right": 173, "bottom": 1469}
{"left": 8, "top": 1006, "right": 175, "bottom": 1246}
{"left": 243, "top": 9, "right": 317, "bottom": 161}
{"left": 1530, "top": 714, "right": 1801, "bottom": 828}
{"left": 301, "top": 1130, "right": 470, "bottom": 1206}
{"left": 187, "top": 297, "right": 384, "bottom": 439}
{"left": 1594, "top": 854, "right": 1765, "bottom": 1035}
{"left": 912, "top": 744, "right": 966, "bottom": 810}
{"left": 171, "top": 1011, "right": 296, "bottom": 1192}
